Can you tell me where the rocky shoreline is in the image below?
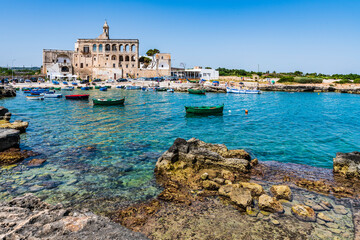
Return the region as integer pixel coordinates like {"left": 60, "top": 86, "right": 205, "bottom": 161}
{"left": 0, "top": 86, "right": 16, "bottom": 98}
{"left": 259, "top": 84, "right": 360, "bottom": 94}
{"left": 113, "top": 138, "right": 360, "bottom": 239}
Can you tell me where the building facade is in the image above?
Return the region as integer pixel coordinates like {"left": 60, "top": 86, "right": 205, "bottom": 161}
{"left": 171, "top": 66, "right": 219, "bottom": 80}
{"left": 42, "top": 22, "right": 171, "bottom": 80}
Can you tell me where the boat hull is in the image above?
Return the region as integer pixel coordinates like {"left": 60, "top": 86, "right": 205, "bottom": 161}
{"left": 44, "top": 94, "right": 62, "bottom": 98}
{"left": 185, "top": 105, "right": 224, "bottom": 115}
{"left": 92, "top": 98, "right": 125, "bottom": 105}
{"left": 226, "top": 87, "right": 261, "bottom": 94}
{"left": 26, "top": 96, "right": 44, "bottom": 100}
{"left": 188, "top": 89, "right": 206, "bottom": 95}
{"left": 65, "top": 95, "right": 89, "bottom": 100}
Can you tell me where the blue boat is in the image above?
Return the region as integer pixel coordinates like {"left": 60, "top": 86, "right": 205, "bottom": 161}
{"left": 52, "top": 81, "right": 60, "bottom": 85}
{"left": 99, "top": 87, "right": 107, "bottom": 91}
{"left": 63, "top": 81, "right": 68, "bottom": 85}
{"left": 125, "top": 86, "right": 141, "bottom": 90}
{"left": 63, "top": 86, "right": 74, "bottom": 91}
{"left": 72, "top": 82, "right": 78, "bottom": 86}
{"left": 226, "top": 87, "right": 261, "bottom": 94}
{"left": 81, "top": 87, "right": 90, "bottom": 90}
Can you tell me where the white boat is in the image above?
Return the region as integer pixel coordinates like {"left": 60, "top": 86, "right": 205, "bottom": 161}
{"left": 44, "top": 93, "right": 62, "bottom": 98}
{"left": 63, "top": 86, "right": 74, "bottom": 91}
{"left": 125, "top": 86, "right": 141, "bottom": 90}
{"left": 226, "top": 87, "right": 261, "bottom": 94}
{"left": 167, "top": 89, "right": 174, "bottom": 92}
{"left": 26, "top": 95, "right": 44, "bottom": 100}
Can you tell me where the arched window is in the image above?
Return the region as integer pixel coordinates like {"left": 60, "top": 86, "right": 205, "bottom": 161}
{"left": 131, "top": 45, "right": 136, "bottom": 52}
{"left": 61, "top": 66, "right": 69, "bottom": 72}
{"left": 125, "top": 45, "right": 129, "bottom": 52}
{"left": 93, "top": 44, "right": 97, "bottom": 52}
{"left": 119, "top": 44, "right": 123, "bottom": 52}
{"left": 125, "top": 56, "right": 129, "bottom": 61}
{"left": 99, "top": 44, "right": 103, "bottom": 52}
{"left": 131, "top": 56, "right": 136, "bottom": 61}
{"left": 105, "top": 44, "right": 110, "bottom": 51}
{"left": 119, "top": 55, "right": 123, "bottom": 62}
{"left": 111, "top": 55, "right": 116, "bottom": 60}
{"left": 112, "top": 44, "right": 117, "bottom": 51}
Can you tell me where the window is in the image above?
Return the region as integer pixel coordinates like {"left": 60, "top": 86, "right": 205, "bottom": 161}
{"left": 75, "top": 64, "right": 78, "bottom": 66}
{"left": 61, "top": 66, "right": 69, "bottom": 72}
{"left": 83, "top": 46, "right": 89, "bottom": 53}
{"left": 119, "top": 44, "right": 123, "bottom": 52}
{"left": 86, "top": 64, "right": 88, "bottom": 67}
{"left": 113, "top": 64, "right": 115, "bottom": 68}
{"left": 131, "top": 45, "right": 136, "bottom": 52}
{"left": 99, "top": 44, "right": 103, "bottom": 52}
{"left": 94, "top": 58, "right": 96, "bottom": 61}
{"left": 111, "top": 55, "right": 116, "bottom": 60}
{"left": 161, "top": 56, "right": 163, "bottom": 59}
{"left": 64, "top": 60, "right": 67, "bottom": 63}
{"left": 126, "top": 64, "right": 128, "bottom": 68}
{"left": 80, "top": 63, "right": 83, "bottom": 68}
{"left": 119, "top": 55, "right": 123, "bottom": 62}
{"left": 131, "top": 56, "right": 135, "bottom": 62}
{"left": 93, "top": 44, "right": 97, "bottom": 52}
{"left": 125, "top": 56, "right": 129, "bottom": 61}
{"left": 112, "top": 44, "right": 117, "bottom": 51}
{"left": 132, "top": 64, "right": 134, "bottom": 67}
{"left": 125, "top": 45, "right": 129, "bottom": 52}
{"left": 105, "top": 44, "right": 110, "bottom": 51}
{"left": 161, "top": 65, "right": 164, "bottom": 67}
{"left": 105, "top": 63, "right": 107, "bottom": 66}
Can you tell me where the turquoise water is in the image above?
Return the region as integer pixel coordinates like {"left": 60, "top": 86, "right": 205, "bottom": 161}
{"left": 0, "top": 89, "right": 360, "bottom": 205}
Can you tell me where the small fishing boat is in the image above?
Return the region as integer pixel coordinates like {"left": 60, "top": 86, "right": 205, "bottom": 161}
{"left": 92, "top": 98, "right": 125, "bottom": 106}
{"left": 26, "top": 95, "right": 44, "bottom": 100}
{"left": 156, "top": 87, "right": 167, "bottom": 92}
{"left": 125, "top": 86, "right": 141, "bottom": 90}
{"left": 65, "top": 94, "right": 89, "bottom": 100}
{"left": 185, "top": 104, "right": 224, "bottom": 115}
{"left": 63, "top": 86, "right": 74, "bottom": 91}
{"left": 226, "top": 87, "right": 261, "bottom": 94}
{"left": 95, "top": 86, "right": 101, "bottom": 89}
{"left": 44, "top": 93, "right": 62, "bottom": 98}
{"left": 167, "top": 89, "right": 174, "bottom": 92}
{"left": 147, "top": 87, "right": 157, "bottom": 91}
{"left": 63, "top": 81, "right": 68, "bottom": 85}
{"left": 99, "top": 87, "right": 107, "bottom": 91}
{"left": 188, "top": 89, "right": 206, "bottom": 95}
{"left": 105, "top": 86, "right": 112, "bottom": 89}
{"left": 71, "top": 82, "right": 78, "bottom": 86}
{"left": 187, "top": 79, "right": 200, "bottom": 84}
{"left": 81, "top": 87, "right": 90, "bottom": 90}
{"left": 117, "top": 86, "right": 125, "bottom": 89}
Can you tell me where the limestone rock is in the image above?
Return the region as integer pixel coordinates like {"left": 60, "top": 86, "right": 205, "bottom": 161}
{"left": 0, "top": 194, "right": 148, "bottom": 239}
{"left": 333, "top": 151, "right": 360, "bottom": 178}
{"left": 218, "top": 184, "right": 239, "bottom": 197}
{"left": 258, "top": 194, "right": 284, "bottom": 213}
{"left": 202, "top": 180, "right": 220, "bottom": 190}
{"left": 317, "top": 212, "right": 334, "bottom": 222}
{"left": 270, "top": 185, "right": 292, "bottom": 200}
{"left": 0, "top": 120, "right": 29, "bottom": 133}
{"left": 28, "top": 158, "right": 47, "bottom": 167}
{"left": 0, "top": 128, "right": 19, "bottom": 151}
{"left": 291, "top": 204, "right": 316, "bottom": 222}
{"left": 229, "top": 188, "right": 252, "bottom": 210}
{"left": 239, "top": 182, "right": 264, "bottom": 197}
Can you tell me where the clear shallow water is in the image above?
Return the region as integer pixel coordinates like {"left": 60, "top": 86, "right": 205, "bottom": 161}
{"left": 0, "top": 89, "right": 360, "bottom": 205}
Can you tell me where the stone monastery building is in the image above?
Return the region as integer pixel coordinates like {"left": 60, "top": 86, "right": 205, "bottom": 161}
{"left": 42, "top": 22, "right": 171, "bottom": 80}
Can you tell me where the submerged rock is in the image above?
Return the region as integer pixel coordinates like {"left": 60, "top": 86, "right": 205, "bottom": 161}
{"left": 28, "top": 158, "right": 47, "bottom": 167}
{"left": 291, "top": 204, "right": 316, "bottom": 222}
{"left": 333, "top": 151, "right": 360, "bottom": 178}
{"left": 0, "top": 194, "right": 148, "bottom": 239}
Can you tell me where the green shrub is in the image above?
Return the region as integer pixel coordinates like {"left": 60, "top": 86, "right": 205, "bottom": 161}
{"left": 294, "top": 77, "right": 323, "bottom": 83}
{"left": 354, "top": 78, "right": 360, "bottom": 84}
{"left": 277, "top": 76, "right": 294, "bottom": 83}
{"left": 336, "top": 79, "right": 352, "bottom": 84}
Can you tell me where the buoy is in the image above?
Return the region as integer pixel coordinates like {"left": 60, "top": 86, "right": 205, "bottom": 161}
{"left": 318, "top": 93, "right": 320, "bottom": 95}
{"left": 229, "top": 110, "right": 231, "bottom": 113}
{"left": 245, "top": 109, "right": 248, "bottom": 114}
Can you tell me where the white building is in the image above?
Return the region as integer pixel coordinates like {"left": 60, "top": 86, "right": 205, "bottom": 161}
{"left": 171, "top": 66, "right": 219, "bottom": 80}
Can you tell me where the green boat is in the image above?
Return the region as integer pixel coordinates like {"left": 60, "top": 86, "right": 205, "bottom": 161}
{"left": 77, "top": 86, "right": 82, "bottom": 89}
{"left": 95, "top": 86, "right": 100, "bottom": 89}
{"left": 92, "top": 98, "right": 125, "bottom": 106}
{"left": 188, "top": 89, "right": 206, "bottom": 95}
{"left": 88, "top": 86, "right": 94, "bottom": 89}
{"left": 185, "top": 104, "right": 224, "bottom": 115}
{"left": 105, "top": 86, "right": 112, "bottom": 89}
{"left": 187, "top": 79, "right": 200, "bottom": 84}
{"left": 54, "top": 87, "right": 61, "bottom": 90}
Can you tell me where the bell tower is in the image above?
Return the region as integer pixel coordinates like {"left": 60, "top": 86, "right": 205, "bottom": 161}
{"left": 103, "top": 21, "right": 109, "bottom": 38}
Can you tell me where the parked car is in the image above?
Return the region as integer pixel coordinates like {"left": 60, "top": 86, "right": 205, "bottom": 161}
{"left": 19, "top": 78, "right": 24, "bottom": 83}
{"left": 30, "top": 77, "right": 37, "bottom": 82}
{"left": 92, "top": 79, "right": 102, "bottom": 82}
{"left": 105, "top": 79, "right": 114, "bottom": 83}
{"left": 116, "top": 78, "right": 128, "bottom": 82}
{"left": 25, "top": 79, "right": 31, "bottom": 83}
{"left": 38, "top": 78, "right": 45, "bottom": 82}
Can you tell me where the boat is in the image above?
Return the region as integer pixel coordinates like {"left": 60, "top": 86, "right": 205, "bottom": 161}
{"left": 65, "top": 94, "right": 89, "bottom": 100}
{"left": 99, "top": 87, "right": 107, "bottom": 91}
{"left": 54, "top": 87, "right": 61, "bottom": 90}
{"left": 105, "top": 86, "right": 112, "bottom": 89}
{"left": 92, "top": 98, "right": 125, "bottom": 106}
{"left": 226, "top": 87, "right": 261, "bottom": 94}
{"left": 81, "top": 87, "right": 90, "bottom": 90}
{"left": 187, "top": 79, "right": 200, "bottom": 84}
{"left": 95, "top": 86, "right": 101, "bottom": 89}
{"left": 167, "top": 89, "right": 174, "bottom": 92}
{"left": 125, "top": 86, "right": 141, "bottom": 90}
{"left": 116, "top": 86, "right": 125, "bottom": 89}
{"left": 71, "top": 82, "right": 78, "bottom": 86}
{"left": 26, "top": 95, "right": 44, "bottom": 100}
{"left": 63, "top": 86, "right": 74, "bottom": 91}
{"left": 44, "top": 93, "right": 62, "bottom": 98}
{"left": 63, "top": 81, "right": 68, "bottom": 85}
{"left": 156, "top": 87, "right": 167, "bottom": 92}
{"left": 52, "top": 81, "right": 60, "bottom": 85}
{"left": 146, "top": 87, "right": 157, "bottom": 91}
{"left": 188, "top": 89, "right": 206, "bottom": 95}
{"left": 185, "top": 104, "right": 224, "bottom": 115}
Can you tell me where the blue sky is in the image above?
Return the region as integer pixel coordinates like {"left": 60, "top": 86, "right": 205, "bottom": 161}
{"left": 0, "top": 0, "right": 359, "bottom": 74}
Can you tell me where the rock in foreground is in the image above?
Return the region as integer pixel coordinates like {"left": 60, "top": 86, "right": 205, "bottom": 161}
{"left": 333, "top": 151, "right": 360, "bottom": 178}
{"left": 0, "top": 194, "right": 148, "bottom": 240}
{"left": 0, "top": 128, "right": 19, "bottom": 152}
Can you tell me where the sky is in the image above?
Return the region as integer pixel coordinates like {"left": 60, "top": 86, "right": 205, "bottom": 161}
{"left": 0, "top": 0, "right": 359, "bottom": 74}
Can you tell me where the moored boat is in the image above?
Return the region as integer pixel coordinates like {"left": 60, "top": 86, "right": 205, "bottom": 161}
{"left": 226, "top": 87, "right": 261, "bottom": 94}
{"left": 92, "top": 98, "right": 125, "bottom": 106}
{"left": 125, "top": 86, "right": 141, "bottom": 90}
{"left": 167, "top": 88, "right": 174, "bottom": 92}
{"left": 26, "top": 95, "right": 44, "bottom": 100}
{"left": 95, "top": 86, "right": 101, "bottom": 89}
{"left": 188, "top": 89, "right": 206, "bottom": 95}
{"left": 65, "top": 94, "right": 89, "bottom": 100}
{"left": 44, "top": 93, "right": 62, "bottom": 98}
{"left": 63, "top": 86, "right": 74, "bottom": 91}
{"left": 187, "top": 79, "right": 200, "bottom": 84}
{"left": 81, "top": 87, "right": 90, "bottom": 90}
{"left": 185, "top": 104, "right": 224, "bottom": 115}
{"left": 99, "top": 87, "right": 107, "bottom": 91}
{"left": 156, "top": 87, "right": 167, "bottom": 92}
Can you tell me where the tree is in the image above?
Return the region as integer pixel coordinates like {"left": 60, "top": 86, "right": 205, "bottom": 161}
{"left": 205, "top": 67, "right": 212, "bottom": 69}
{"left": 139, "top": 56, "right": 152, "bottom": 64}
{"left": 294, "top": 71, "right": 303, "bottom": 76}
{"left": 146, "top": 49, "right": 160, "bottom": 56}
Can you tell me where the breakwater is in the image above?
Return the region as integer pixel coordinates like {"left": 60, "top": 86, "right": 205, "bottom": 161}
{"left": 0, "top": 86, "right": 16, "bottom": 98}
